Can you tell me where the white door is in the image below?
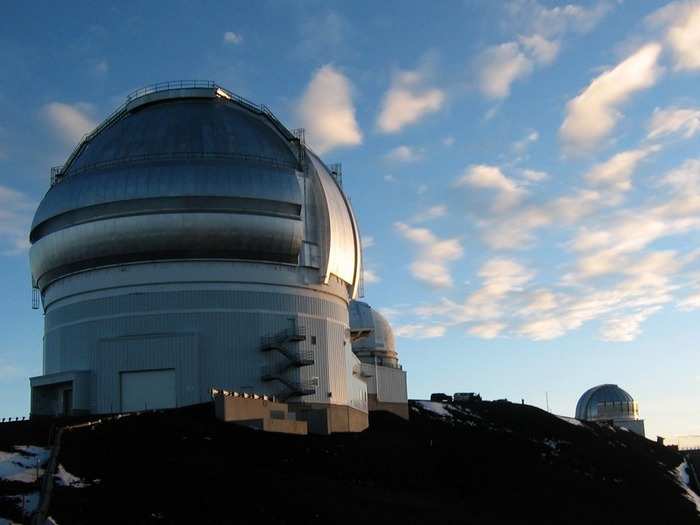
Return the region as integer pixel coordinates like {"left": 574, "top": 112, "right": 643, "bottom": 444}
{"left": 120, "top": 369, "right": 176, "bottom": 412}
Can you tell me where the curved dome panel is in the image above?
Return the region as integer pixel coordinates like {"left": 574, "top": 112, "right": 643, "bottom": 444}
{"left": 307, "top": 152, "right": 361, "bottom": 297}
{"left": 349, "top": 300, "right": 398, "bottom": 368}
{"left": 32, "top": 161, "right": 302, "bottom": 233}
{"left": 575, "top": 384, "right": 636, "bottom": 420}
{"left": 65, "top": 98, "right": 297, "bottom": 175}
{"left": 30, "top": 87, "right": 305, "bottom": 288}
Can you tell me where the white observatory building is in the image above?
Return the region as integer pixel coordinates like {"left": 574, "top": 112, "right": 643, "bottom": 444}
{"left": 349, "top": 301, "right": 408, "bottom": 419}
{"left": 575, "top": 384, "right": 645, "bottom": 436}
{"left": 28, "top": 81, "right": 370, "bottom": 431}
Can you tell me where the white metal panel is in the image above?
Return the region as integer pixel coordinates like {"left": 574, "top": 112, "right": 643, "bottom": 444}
{"left": 120, "top": 369, "right": 176, "bottom": 412}
{"left": 308, "top": 153, "right": 359, "bottom": 293}
{"left": 362, "top": 363, "right": 407, "bottom": 404}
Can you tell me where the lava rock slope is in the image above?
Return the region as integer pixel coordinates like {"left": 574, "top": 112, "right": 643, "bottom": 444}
{"left": 4, "top": 400, "right": 700, "bottom": 524}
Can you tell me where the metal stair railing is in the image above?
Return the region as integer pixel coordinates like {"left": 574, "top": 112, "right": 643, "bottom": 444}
{"left": 260, "top": 367, "right": 316, "bottom": 400}
{"left": 261, "top": 327, "right": 312, "bottom": 367}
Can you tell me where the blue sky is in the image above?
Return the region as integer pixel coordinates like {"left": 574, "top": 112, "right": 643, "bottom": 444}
{"left": 1, "top": 1, "right": 699, "bottom": 438}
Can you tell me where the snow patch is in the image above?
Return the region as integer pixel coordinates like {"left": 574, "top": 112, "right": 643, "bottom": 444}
{"left": 674, "top": 461, "right": 700, "bottom": 515}
{"left": 416, "top": 401, "right": 452, "bottom": 417}
{"left": 557, "top": 415, "right": 584, "bottom": 427}
{"left": 54, "top": 464, "right": 93, "bottom": 488}
{"left": 0, "top": 446, "right": 50, "bottom": 482}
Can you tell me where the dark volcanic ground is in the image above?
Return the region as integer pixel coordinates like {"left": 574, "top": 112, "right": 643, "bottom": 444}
{"left": 2, "top": 400, "right": 699, "bottom": 524}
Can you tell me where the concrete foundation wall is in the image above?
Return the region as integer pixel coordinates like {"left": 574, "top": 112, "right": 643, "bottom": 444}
{"left": 291, "top": 402, "right": 368, "bottom": 433}
{"left": 215, "top": 395, "right": 288, "bottom": 422}
{"left": 368, "top": 394, "right": 409, "bottom": 420}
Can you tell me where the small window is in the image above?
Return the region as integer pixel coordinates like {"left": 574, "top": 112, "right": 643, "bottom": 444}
{"left": 311, "top": 336, "right": 317, "bottom": 345}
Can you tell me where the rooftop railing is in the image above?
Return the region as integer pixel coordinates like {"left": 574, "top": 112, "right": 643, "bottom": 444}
{"left": 50, "top": 80, "right": 300, "bottom": 186}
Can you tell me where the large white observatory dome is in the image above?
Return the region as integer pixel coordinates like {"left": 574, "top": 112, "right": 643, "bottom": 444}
{"left": 29, "top": 81, "right": 368, "bottom": 428}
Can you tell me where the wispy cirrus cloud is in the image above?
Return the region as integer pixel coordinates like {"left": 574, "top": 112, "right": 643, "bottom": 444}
{"left": 377, "top": 66, "right": 445, "bottom": 133}
{"left": 648, "top": 0, "right": 700, "bottom": 71}
{"left": 223, "top": 31, "right": 243, "bottom": 45}
{"left": 296, "top": 65, "right": 362, "bottom": 154}
{"left": 584, "top": 145, "right": 661, "bottom": 192}
{"left": 647, "top": 106, "right": 700, "bottom": 140}
{"left": 394, "top": 323, "right": 446, "bottom": 339}
{"left": 43, "top": 102, "right": 97, "bottom": 145}
{"left": 559, "top": 43, "right": 663, "bottom": 152}
{"left": 411, "top": 205, "right": 447, "bottom": 223}
{"left": 455, "top": 164, "right": 527, "bottom": 212}
{"left": 384, "top": 145, "right": 423, "bottom": 163}
{"left": 394, "top": 222, "right": 462, "bottom": 287}
{"left": 476, "top": 1, "right": 610, "bottom": 99}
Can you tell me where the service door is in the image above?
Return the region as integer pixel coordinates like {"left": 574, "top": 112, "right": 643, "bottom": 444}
{"left": 120, "top": 369, "right": 176, "bottom": 412}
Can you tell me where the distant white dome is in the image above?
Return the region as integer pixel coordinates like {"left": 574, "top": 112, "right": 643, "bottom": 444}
{"left": 575, "top": 384, "right": 639, "bottom": 421}
{"left": 349, "top": 300, "right": 399, "bottom": 368}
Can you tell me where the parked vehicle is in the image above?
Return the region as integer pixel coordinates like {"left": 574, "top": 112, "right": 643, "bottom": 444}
{"left": 430, "top": 393, "right": 452, "bottom": 403}
{"left": 454, "top": 392, "right": 482, "bottom": 403}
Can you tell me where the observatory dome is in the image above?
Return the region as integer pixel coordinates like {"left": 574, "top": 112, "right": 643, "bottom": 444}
{"left": 28, "top": 82, "right": 368, "bottom": 424}
{"left": 575, "top": 384, "right": 638, "bottom": 421}
{"left": 349, "top": 300, "right": 399, "bottom": 368}
{"left": 30, "top": 82, "right": 361, "bottom": 295}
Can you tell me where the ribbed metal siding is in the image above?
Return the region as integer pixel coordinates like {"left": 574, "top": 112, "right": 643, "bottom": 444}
{"left": 360, "top": 363, "right": 407, "bottom": 404}
{"left": 94, "top": 334, "right": 198, "bottom": 413}
{"left": 43, "top": 287, "right": 361, "bottom": 413}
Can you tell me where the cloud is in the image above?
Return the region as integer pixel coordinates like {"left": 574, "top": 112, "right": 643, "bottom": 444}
{"left": 518, "top": 317, "right": 567, "bottom": 340}
{"left": 567, "top": 159, "right": 700, "bottom": 281}
{"left": 416, "top": 258, "right": 535, "bottom": 324}
{"left": 456, "top": 164, "right": 526, "bottom": 212}
{"left": 412, "top": 205, "right": 447, "bottom": 223}
{"left": 521, "top": 169, "right": 548, "bottom": 182}
{"left": 476, "top": 2, "right": 610, "bottom": 100}
{"left": 559, "top": 43, "right": 663, "bottom": 152}
{"left": 295, "top": 11, "right": 349, "bottom": 61}
{"left": 647, "top": 106, "right": 700, "bottom": 140}
{"left": 442, "top": 136, "right": 455, "bottom": 147}
{"left": 507, "top": 1, "right": 611, "bottom": 37}
{"left": 409, "top": 158, "right": 700, "bottom": 343}
{"left": 0, "top": 185, "right": 34, "bottom": 256}
{"left": 377, "top": 68, "right": 445, "bottom": 133}
{"left": 394, "top": 324, "right": 446, "bottom": 339}
{"left": 678, "top": 292, "right": 700, "bottom": 310}
{"left": 518, "top": 34, "right": 560, "bottom": 64}
{"left": 361, "top": 235, "right": 375, "bottom": 249}
{"left": 296, "top": 65, "right": 362, "bottom": 154}
{"left": 584, "top": 145, "right": 661, "bottom": 192}
{"left": 469, "top": 322, "right": 506, "bottom": 339}
{"left": 385, "top": 145, "right": 423, "bottom": 163}
{"left": 476, "top": 42, "right": 533, "bottom": 99}
{"left": 480, "top": 189, "right": 603, "bottom": 249}
{"left": 223, "top": 31, "right": 243, "bottom": 45}
{"left": 363, "top": 269, "right": 380, "bottom": 284}
{"left": 383, "top": 174, "right": 397, "bottom": 183}
{"left": 394, "top": 222, "right": 463, "bottom": 287}
{"left": 43, "top": 102, "right": 97, "bottom": 145}
{"left": 519, "top": 289, "right": 558, "bottom": 316}
{"left": 512, "top": 130, "right": 539, "bottom": 154}
{"left": 599, "top": 306, "right": 662, "bottom": 342}
{"left": 94, "top": 60, "right": 108, "bottom": 74}
{"left": 648, "top": 1, "right": 700, "bottom": 71}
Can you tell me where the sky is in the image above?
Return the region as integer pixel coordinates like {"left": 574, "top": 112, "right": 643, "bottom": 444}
{"left": 0, "top": 0, "right": 698, "bottom": 438}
